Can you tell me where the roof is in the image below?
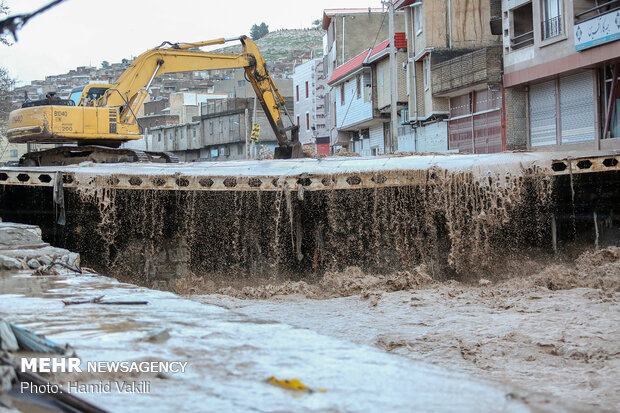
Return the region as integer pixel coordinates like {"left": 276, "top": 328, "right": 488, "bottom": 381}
{"left": 322, "top": 8, "right": 385, "bottom": 30}
{"left": 327, "top": 49, "right": 371, "bottom": 85}
{"left": 368, "top": 39, "right": 390, "bottom": 59}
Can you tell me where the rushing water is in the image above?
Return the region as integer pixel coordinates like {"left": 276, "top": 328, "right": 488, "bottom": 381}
{"left": 0, "top": 271, "right": 540, "bottom": 412}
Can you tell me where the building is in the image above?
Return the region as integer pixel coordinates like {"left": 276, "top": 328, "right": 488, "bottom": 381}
{"left": 213, "top": 69, "right": 293, "bottom": 99}
{"left": 168, "top": 91, "right": 228, "bottom": 123}
{"left": 501, "top": 0, "right": 620, "bottom": 151}
{"left": 395, "top": 0, "right": 503, "bottom": 153}
{"left": 327, "top": 36, "right": 408, "bottom": 155}
{"left": 0, "top": 141, "right": 26, "bottom": 164}
{"left": 293, "top": 59, "right": 329, "bottom": 154}
{"left": 322, "top": 8, "right": 405, "bottom": 150}
{"left": 147, "top": 97, "right": 294, "bottom": 162}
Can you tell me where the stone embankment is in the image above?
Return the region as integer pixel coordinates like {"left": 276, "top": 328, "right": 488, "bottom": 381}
{"left": 0, "top": 222, "right": 80, "bottom": 271}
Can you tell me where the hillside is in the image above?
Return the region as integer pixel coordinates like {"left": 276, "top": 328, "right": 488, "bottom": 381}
{"left": 214, "top": 29, "right": 325, "bottom": 63}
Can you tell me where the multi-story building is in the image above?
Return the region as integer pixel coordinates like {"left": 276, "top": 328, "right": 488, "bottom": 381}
{"left": 322, "top": 8, "right": 405, "bottom": 149}
{"left": 146, "top": 97, "right": 294, "bottom": 162}
{"left": 327, "top": 36, "right": 408, "bottom": 155}
{"left": 395, "top": 0, "right": 503, "bottom": 153}
{"left": 501, "top": 0, "right": 620, "bottom": 151}
{"left": 293, "top": 58, "right": 329, "bottom": 154}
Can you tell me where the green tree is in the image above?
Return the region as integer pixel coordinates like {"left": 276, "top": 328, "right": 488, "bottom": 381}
{"left": 101, "top": 60, "right": 110, "bottom": 68}
{"left": 250, "top": 22, "right": 269, "bottom": 41}
{"left": 311, "top": 19, "right": 321, "bottom": 29}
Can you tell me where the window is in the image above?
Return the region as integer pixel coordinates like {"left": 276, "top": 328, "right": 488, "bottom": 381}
{"left": 423, "top": 57, "right": 430, "bottom": 91}
{"left": 229, "top": 117, "right": 234, "bottom": 131}
{"left": 414, "top": 4, "right": 424, "bottom": 35}
{"left": 356, "top": 75, "right": 361, "bottom": 99}
{"left": 296, "top": 85, "right": 299, "bottom": 101}
{"left": 219, "top": 119, "right": 223, "bottom": 132}
{"left": 306, "top": 113, "right": 310, "bottom": 131}
{"left": 296, "top": 115, "right": 300, "bottom": 127}
{"left": 510, "top": 3, "right": 534, "bottom": 49}
{"left": 193, "top": 128, "right": 197, "bottom": 138}
{"left": 305, "top": 81, "right": 309, "bottom": 98}
{"left": 209, "top": 121, "right": 214, "bottom": 134}
{"left": 541, "top": 0, "right": 562, "bottom": 39}
{"left": 158, "top": 132, "right": 162, "bottom": 142}
{"left": 238, "top": 80, "right": 245, "bottom": 87}
{"left": 379, "top": 65, "right": 384, "bottom": 87}
{"left": 9, "top": 149, "right": 18, "bottom": 158}
{"left": 340, "top": 84, "right": 345, "bottom": 105}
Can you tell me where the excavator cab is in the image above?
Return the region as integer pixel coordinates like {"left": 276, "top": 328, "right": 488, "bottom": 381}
{"left": 68, "top": 84, "right": 110, "bottom": 106}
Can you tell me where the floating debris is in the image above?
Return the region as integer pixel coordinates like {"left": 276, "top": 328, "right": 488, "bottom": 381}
{"left": 267, "top": 376, "right": 326, "bottom": 393}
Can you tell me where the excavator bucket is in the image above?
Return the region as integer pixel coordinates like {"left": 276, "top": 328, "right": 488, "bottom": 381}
{"left": 274, "top": 142, "right": 303, "bottom": 159}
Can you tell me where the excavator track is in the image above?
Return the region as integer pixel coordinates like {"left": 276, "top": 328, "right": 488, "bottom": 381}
{"left": 19, "top": 146, "right": 178, "bottom": 166}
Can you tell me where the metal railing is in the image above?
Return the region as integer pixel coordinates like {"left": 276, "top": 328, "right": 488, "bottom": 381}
{"left": 542, "top": 15, "right": 562, "bottom": 40}
{"left": 511, "top": 30, "right": 534, "bottom": 49}
{"left": 574, "top": 0, "right": 619, "bottom": 22}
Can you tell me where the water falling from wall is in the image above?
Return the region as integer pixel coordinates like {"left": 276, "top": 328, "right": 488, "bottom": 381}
{"left": 61, "top": 166, "right": 554, "bottom": 289}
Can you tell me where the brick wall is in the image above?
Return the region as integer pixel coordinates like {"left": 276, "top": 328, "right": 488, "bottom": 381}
{"left": 504, "top": 86, "right": 528, "bottom": 150}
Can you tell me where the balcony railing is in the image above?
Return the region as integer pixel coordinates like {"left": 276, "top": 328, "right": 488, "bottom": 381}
{"left": 542, "top": 15, "right": 562, "bottom": 40}
{"left": 574, "top": 0, "right": 619, "bottom": 23}
{"left": 511, "top": 31, "right": 534, "bottom": 49}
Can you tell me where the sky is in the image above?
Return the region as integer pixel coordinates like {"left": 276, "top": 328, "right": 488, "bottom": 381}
{"left": 1, "top": 0, "right": 384, "bottom": 86}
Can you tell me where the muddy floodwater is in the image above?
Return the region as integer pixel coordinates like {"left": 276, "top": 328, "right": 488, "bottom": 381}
{"left": 0, "top": 269, "right": 581, "bottom": 413}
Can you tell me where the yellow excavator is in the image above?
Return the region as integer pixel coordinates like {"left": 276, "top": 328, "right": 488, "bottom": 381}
{"left": 7, "top": 36, "right": 301, "bottom": 165}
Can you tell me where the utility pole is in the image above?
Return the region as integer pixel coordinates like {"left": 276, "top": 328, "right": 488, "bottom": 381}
{"left": 252, "top": 96, "right": 258, "bottom": 159}
{"left": 245, "top": 107, "right": 249, "bottom": 159}
{"left": 383, "top": 0, "right": 399, "bottom": 153}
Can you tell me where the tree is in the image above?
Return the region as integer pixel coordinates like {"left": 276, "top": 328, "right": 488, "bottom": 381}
{"left": 311, "top": 19, "right": 321, "bottom": 29}
{"left": 0, "top": 67, "right": 16, "bottom": 141}
{"left": 0, "top": 0, "right": 9, "bottom": 45}
{"left": 250, "top": 22, "right": 269, "bottom": 41}
{"left": 101, "top": 60, "right": 110, "bottom": 68}
{"left": 0, "top": 1, "right": 14, "bottom": 123}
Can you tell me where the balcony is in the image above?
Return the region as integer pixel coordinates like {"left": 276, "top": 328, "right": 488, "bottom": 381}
{"left": 510, "top": 2, "right": 534, "bottom": 49}
{"left": 511, "top": 31, "right": 535, "bottom": 49}
{"left": 573, "top": 1, "right": 620, "bottom": 51}
{"left": 574, "top": 0, "right": 619, "bottom": 22}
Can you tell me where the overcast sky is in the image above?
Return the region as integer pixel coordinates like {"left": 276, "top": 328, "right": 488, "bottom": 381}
{"left": 1, "top": 0, "right": 384, "bottom": 86}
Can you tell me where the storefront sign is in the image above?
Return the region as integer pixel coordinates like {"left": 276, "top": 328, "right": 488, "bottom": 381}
{"left": 574, "top": 10, "right": 620, "bottom": 51}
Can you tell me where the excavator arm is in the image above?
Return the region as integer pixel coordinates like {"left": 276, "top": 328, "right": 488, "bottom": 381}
{"left": 102, "top": 36, "right": 300, "bottom": 158}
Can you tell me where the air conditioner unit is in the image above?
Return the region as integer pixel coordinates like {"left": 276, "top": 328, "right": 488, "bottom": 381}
{"left": 400, "top": 109, "right": 410, "bottom": 124}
